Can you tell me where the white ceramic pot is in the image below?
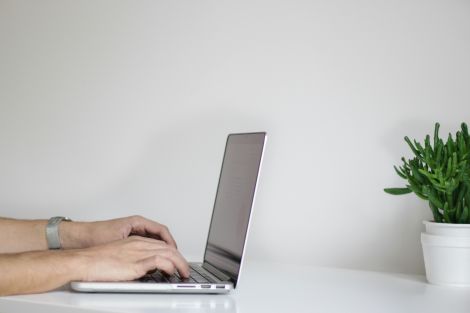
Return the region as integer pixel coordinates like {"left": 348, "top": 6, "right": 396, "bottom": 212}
{"left": 421, "top": 221, "right": 470, "bottom": 286}
{"left": 423, "top": 221, "right": 470, "bottom": 237}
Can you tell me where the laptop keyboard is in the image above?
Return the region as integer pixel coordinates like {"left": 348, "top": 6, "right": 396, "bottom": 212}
{"left": 139, "top": 264, "right": 214, "bottom": 284}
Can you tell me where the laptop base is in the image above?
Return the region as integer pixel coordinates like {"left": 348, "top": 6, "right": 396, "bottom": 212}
{"left": 71, "top": 262, "right": 233, "bottom": 294}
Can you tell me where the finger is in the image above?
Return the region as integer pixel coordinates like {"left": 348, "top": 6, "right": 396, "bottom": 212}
{"left": 131, "top": 217, "right": 178, "bottom": 249}
{"left": 139, "top": 255, "right": 176, "bottom": 276}
{"left": 154, "top": 248, "right": 190, "bottom": 278}
{"left": 128, "top": 235, "right": 167, "bottom": 246}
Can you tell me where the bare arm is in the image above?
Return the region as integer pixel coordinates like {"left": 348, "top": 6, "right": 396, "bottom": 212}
{"left": 0, "top": 250, "right": 78, "bottom": 295}
{"left": 0, "top": 215, "right": 178, "bottom": 253}
{"left": 0, "top": 236, "right": 190, "bottom": 296}
{"left": 0, "top": 215, "right": 189, "bottom": 295}
{"left": 0, "top": 218, "right": 48, "bottom": 253}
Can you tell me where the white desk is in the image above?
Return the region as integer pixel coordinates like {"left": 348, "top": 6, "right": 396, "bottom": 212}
{"left": 1, "top": 261, "right": 469, "bottom": 313}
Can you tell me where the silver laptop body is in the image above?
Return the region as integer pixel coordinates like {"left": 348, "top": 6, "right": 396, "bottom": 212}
{"left": 71, "top": 132, "right": 267, "bottom": 294}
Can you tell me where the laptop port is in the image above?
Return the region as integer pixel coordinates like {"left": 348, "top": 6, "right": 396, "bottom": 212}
{"left": 201, "top": 285, "right": 211, "bottom": 288}
{"left": 177, "top": 285, "right": 196, "bottom": 288}
{"left": 216, "top": 285, "right": 225, "bottom": 289}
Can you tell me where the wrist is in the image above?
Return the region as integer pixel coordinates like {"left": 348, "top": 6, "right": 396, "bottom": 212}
{"left": 60, "top": 222, "right": 93, "bottom": 250}
{"left": 59, "top": 249, "right": 91, "bottom": 282}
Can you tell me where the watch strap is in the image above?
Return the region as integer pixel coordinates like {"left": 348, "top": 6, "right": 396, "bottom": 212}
{"left": 46, "top": 216, "right": 71, "bottom": 250}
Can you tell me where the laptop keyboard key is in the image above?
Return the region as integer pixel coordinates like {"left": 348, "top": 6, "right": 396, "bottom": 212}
{"left": 144, "top": 266, "right": 215, "bottom": 284}
{"left": 167, "top": 275, "right": 182, "bottom": 283}
{"left": 189, "top": 266, "right": 214, "bottom": 283}
{"left": 150, "top": 271, "right": 168, "bottom": 282}
{"left": 139, "top": 275, "right": 154, "bottom": 283}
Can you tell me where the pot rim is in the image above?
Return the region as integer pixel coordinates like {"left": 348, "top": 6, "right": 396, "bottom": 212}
{"left": 424, "top": 220, "right": 470, "bottom": 228}
{"left": 422, "top": 232, "right": 470, "bottom": 246}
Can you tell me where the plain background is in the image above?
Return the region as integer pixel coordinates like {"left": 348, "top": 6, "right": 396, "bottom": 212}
{"left": 1, "top": 0, "right": 470, "bottom": 275}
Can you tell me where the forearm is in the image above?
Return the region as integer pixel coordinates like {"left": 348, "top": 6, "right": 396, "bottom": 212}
{"left": 0, "top": 250, "right": 83, "bottom": 296}
{"left": 0, "top": 218, "right": 95, "bottom": 253}
{"left": 0, "top": 218, "right": 48, "bottom": 253}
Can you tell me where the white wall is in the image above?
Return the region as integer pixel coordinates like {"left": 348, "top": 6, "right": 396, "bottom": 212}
{"left": 1, "top": 0, "right": 470, "bottom": 275}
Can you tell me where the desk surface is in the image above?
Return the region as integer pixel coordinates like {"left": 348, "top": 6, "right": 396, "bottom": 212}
{"left": 1, "top": 261, "right": 469, "bottom": 313}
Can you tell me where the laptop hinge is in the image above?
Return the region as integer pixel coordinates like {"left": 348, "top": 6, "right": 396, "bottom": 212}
{"left": 202, "top": 262, "right": 232, "bottom": 282}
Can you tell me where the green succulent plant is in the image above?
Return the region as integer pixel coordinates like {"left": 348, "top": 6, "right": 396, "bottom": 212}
{"left": 385, "top": 122, "right": 470, "bottom": 223}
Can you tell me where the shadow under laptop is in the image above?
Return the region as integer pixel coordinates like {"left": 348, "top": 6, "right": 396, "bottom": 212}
{"left": 66, "top": 289, "right": 237, "bottom": 313}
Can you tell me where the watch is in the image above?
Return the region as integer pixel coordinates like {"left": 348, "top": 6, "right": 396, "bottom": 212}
{"left": 46, "top": 216, "right": 72, "bottom": 250}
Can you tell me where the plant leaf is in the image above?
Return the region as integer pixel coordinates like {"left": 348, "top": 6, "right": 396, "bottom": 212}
{"left": 393, "top": 166, "right": 407, "bottom": 179}
{"left": 434, "top": 122, "right": 440, "bottom": 149}
{"left": 384, "top": 187, "right": 412, "bottom": 195}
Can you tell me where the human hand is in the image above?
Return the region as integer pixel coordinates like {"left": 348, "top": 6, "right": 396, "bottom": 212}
{"left": 61, "top": 215, "right": 177, "bottom": 250}
{"left": 72, "top": 236, "right": 190, "bottom": 282}
{"left": 0, "top": 236, "right": 189, "bottom": 296}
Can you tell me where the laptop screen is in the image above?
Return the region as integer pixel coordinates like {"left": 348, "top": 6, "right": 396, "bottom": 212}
{"left": 203, "top": 132, "right": 266, "bottom": 286}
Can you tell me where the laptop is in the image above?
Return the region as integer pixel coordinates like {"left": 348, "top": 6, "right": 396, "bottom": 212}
{"left": 71, "top": 132, "right": 267, "bottom": 294}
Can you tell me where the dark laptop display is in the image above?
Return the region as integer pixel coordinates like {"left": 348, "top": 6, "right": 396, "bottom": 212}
{"left": 203, "top": 133, "right": 266, "bottom": 286}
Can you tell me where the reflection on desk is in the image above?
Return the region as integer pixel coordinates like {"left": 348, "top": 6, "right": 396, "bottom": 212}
{"left": 69, "top": 293, "right": 236, "bottom": 313}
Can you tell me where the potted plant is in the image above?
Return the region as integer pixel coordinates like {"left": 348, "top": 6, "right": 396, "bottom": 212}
{"left": 385, "top": 122, "right": 470, "bottom": 286}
